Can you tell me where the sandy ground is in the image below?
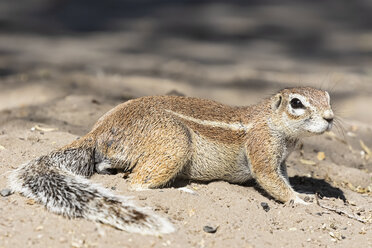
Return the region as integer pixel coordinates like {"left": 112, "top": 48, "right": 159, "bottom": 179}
{"left": 1, "top": 1, "right": 372, "bottom": 247}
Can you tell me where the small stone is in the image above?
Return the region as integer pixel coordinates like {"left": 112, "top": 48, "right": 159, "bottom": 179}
{"left": 111, "top": 186, "right": 116, "bottom": 191}
{"left": 0, "top": 188, "right": 13, "bottom": 197}
{"left": 330, "top": 223, "right": 337, "bottom": 230}
{"left": 71, "top": 240, "right": 84, "bottom": 248}
{"left": 300, "top": 159, "right": 316, "bottom": 165}
{"left": 260, "top": 202, "right": 270, "bottom": 212}
{"left": 91, "top": 99, "right": 101, "bottom": 105}
{"left": 317, "top": 152, "right": 325, "bottom": 161}
{"left": 35, "top": 225, "right": 44, "bottom": 231}
{"left": 203, "top": 225, "right": 218, "bottom": 233}
{"left": 188, "top": 209, "right": 195, "bottom": 217}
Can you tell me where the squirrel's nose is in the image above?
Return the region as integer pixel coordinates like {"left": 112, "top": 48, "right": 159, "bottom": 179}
{"left": 323, "top": 110, "right": 334, "bottom": 123}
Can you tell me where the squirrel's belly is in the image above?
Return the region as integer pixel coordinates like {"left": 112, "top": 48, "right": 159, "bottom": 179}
{"left": 179, "top": 134, "right": 252, "bottom": 183}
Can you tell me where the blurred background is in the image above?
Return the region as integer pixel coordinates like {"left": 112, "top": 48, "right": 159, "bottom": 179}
{"left": 0, "top": 0, "right": 372, "bottom": 128}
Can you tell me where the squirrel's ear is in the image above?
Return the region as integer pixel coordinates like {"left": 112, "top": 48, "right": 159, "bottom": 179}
{"left": 272, "top": 93, "right": 282, "bottom": 111}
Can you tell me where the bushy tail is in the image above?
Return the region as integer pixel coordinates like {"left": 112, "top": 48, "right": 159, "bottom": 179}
{"left": 8, "top": 151, "right": 174, "bottom": 235}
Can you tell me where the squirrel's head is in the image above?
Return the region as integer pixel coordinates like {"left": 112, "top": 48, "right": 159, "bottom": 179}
{"left": 270, "top": 87, "right": 334, "bottom": 137}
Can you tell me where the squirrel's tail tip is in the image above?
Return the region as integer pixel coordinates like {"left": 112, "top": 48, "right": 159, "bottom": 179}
{"left": 8, "top": 159, "right": 176, "bottom": 236}
{"left": 139, "top": 212, "right": 176, "bottom": 235}
{"left": 86, "top": 195, "right": 176, "bottom": 235}
{"left": 116, "top": 213, "right": 176, "bottom": 235}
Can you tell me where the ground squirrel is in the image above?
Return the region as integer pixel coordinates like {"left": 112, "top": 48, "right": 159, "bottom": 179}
{"left": 9, "top": 87, "right": 334, "bottom": 235}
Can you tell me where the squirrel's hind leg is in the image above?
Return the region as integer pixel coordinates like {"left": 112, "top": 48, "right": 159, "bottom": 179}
{"left": 129, "top": 133, "right": 192, "bottom": 190}
{"left": 129, "top": 151, "right": 190, "bottom": 190}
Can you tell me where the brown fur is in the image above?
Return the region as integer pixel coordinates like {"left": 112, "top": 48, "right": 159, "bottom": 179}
{"left": 66, "top": 87, "right": 333, "bottom": 202}
{"left": 9, "top": 87, "right": 334, "bottom": 234}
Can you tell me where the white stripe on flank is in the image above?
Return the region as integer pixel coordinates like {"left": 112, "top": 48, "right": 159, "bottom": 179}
{"left": 165, "top": 110, "right": 252, "bottom": 132}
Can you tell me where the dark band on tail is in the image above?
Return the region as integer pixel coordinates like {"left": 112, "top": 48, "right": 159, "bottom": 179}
{"left": 9, "top": 147, "right": 174, "bottom": 235}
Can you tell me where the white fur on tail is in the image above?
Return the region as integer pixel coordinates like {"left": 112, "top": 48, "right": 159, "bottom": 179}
{"left": 8, "top": 152, "right": 174, "bottom": 235}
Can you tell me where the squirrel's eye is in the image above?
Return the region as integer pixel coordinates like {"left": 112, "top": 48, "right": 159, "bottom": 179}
{"left": 290, "top": 98, "right": 304, "bottom": 109}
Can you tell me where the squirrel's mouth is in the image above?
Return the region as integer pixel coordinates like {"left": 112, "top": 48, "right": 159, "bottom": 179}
{"left": 326, "top": 122, "right": 333, "bottom": 131}
{"left": 311, "top": 130, "right": 326, "bottom": 135}
{"left": 316, "top": 121, "right": 333, "bottom": 134}
{"left": 305, "top": 124, "right": 330, "bottom": 135}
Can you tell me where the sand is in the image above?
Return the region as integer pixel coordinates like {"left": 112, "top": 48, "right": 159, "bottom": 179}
{"left": 0, "top": 1, "right": 372, "bottom": 247}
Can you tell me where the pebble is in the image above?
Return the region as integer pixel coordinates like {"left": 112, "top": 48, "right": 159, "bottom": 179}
{"left": 178, "top": 187, "right": 197, "bottom": 195}
{"left": 0, "top": 188, "right": 13, "bottom": 197}
{"left": 260, "top": 202, "right": 270, "bottom": 212}
{"left": 71, "top": 240, "right": 83, "bottom": 248}
{"left": 330, "top": 223, "right": 337, "bottom": 230}
{"left": 203, "top": 225, "right": 218, "bottom": 233}
{"left": 35, "top": 225, "right": 44, "bottom": 231}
